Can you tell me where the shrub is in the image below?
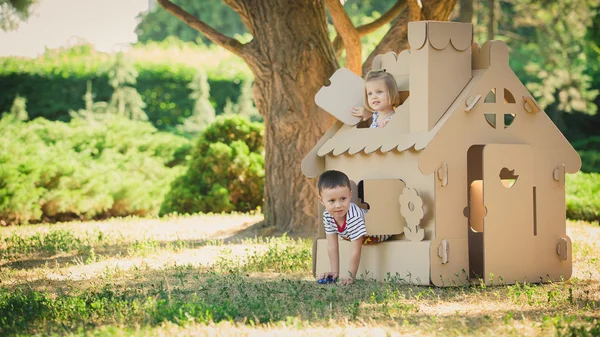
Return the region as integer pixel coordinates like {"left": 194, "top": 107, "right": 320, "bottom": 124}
{"left": 573, "top": 136, "right": 600, "bottom": 173}
{"left": 579, "top": 150, "right": 600, "bottom": 173}
{"left": 566, "top": 172, "right": 600, "bottom": 222}
{"left": 0, "top": 45, "right": 249, "bottom": 130}
{"left": 0, "top": 115, "right": 190, "bottom": 225}
{"left": 160, "top": 115, "right": 264, "bottom": 215}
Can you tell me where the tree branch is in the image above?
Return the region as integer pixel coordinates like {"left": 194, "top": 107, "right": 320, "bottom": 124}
{"left": 332, "top": 0, "right": 407, "bottom": 58}
{"left": 362, "top": 12, "right": 411, "bottom": 75}
{"left": 325, "top": 0, "right": 361, "bottom": 74}
{"left": 156, "top": 0, "right": 246, "bottom": 58}
{"left": 457, "top": 0, "right": 473, "bottom": 23}
{"left": 357, "top": 0, "right": 407, "bottom": 36}
{"left": 363, "top": 0, "right": 457, "bottom": 74}
{"left": 408, "top": 0, "right": 422, "bottom": 21}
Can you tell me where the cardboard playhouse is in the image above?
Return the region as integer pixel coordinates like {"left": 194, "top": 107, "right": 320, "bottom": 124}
{"left": 301, "top": 21, "right": 581, "bottom": 286}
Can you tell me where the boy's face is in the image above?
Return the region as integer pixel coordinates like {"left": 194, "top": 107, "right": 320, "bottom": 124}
{"left": 365, "top": 79, "right": 391, "bottom": 112}
{"left": 319, "top": 186, "right": 352, "bottom": 220}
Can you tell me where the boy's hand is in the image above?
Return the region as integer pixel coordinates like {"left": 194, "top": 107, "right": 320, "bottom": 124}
{"left": 320, "top": 272, "right": 339, "bottom": 280}
{"left": 351, "top": 107, "right": 372, "bottom": 121}
{"left": 340, "top": 276, "right": 354, "bottom": 286}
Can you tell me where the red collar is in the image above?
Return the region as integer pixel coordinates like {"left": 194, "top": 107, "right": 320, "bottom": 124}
{"left": 334, "top": 218, "right": 347, "bottom": 232}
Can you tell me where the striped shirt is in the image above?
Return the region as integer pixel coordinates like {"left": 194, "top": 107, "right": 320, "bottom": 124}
{"left": 370, "top": 111, "right": 393, "bottom": 128}
{"left": 323, "top": 203, "right": 368, "bottom": 241}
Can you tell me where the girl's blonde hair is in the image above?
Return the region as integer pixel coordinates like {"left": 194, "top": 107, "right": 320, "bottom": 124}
{"left": 363, "top": 69, "right": 401, "bottom": 112}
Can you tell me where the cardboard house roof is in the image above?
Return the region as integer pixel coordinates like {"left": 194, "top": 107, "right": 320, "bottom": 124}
{"left": 302, "top": 25, "right": 581, "bottom": 178}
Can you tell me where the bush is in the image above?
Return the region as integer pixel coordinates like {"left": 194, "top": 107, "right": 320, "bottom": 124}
{"left": 160, "top": 115, "right": 264, "bottom": 215}
{"left": 0, "top": 116, "right": 190, "bottom": 225}
{"left": 572, "top": 136, "right": 600, "bottom": 173}
{"left": 566, "top": 172, "right": 600, "bottom": 222}
{"left": 579, "top": 150, "right": 600, "bottom": 173}
{"left": 0, "top": 45, "right": 250, "bottom": 130}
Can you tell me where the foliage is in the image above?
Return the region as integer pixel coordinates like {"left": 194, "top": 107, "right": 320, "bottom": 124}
{"left": 0, "top": 43, "right": 249, "bottom": 130}
{"left": 160, "top": 115, "right": 264, "bottom": 215}
{"left": 0, "top": 114, "right": 190, "bottom": 225}
{"left": 339, "top": 1, "right": 397, "bottom": 64}
{"left": 6, "top": 94, "right": 27, "bottom": 122}
{"left": 105, "top": 53, "right": 147, "bottom": 120}
{"left": 135, "top": 0, "right": 247, "bottom": 46}
{"left": 566, "top": 172, "right": 600, "bottom": 222}
{"left": 474, "top": 0, "right": 599, "bottom": 127}
{"left": 0, "top": 0, "right": 37, "bottom": 31}
{"left": 219, "top": 79, "right": 261, "bottom": 123}
{"left": 236, "top": 80, "right": 261, "bottom": 122}
{"left": 178, "top": 69, "right": 216, "bottom": 135}
{"left": 572, "top": 136, "right": 600, "bottom": 173}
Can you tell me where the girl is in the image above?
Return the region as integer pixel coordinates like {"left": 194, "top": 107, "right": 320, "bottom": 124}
{"left": 351, "top": 69, "right": 401, "bottom": 128}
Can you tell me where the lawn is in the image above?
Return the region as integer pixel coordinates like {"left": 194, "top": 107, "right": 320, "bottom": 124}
{"left": 0, "top": 215, "right": 598, "bottom": 336}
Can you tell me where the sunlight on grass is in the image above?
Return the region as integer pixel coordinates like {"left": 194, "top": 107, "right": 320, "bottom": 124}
{"left": 0, "top": 216, "right": 598, "bottom": 336}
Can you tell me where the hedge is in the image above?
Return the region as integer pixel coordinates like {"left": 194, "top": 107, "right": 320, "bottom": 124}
{"left": 0, "top": 49, "right": 249, "bottom": 130}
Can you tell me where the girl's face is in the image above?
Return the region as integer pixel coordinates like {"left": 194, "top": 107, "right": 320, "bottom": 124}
{"left": 365, "top": 79, "right": 392, "bottom": 112}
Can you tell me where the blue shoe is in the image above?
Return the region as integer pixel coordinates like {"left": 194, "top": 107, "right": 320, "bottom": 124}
{"left": 317, "top": 275, "right": 337, "bottom": 284}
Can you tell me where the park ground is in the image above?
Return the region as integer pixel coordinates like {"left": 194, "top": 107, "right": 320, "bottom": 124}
{"left": 0, "top": 215, "right": 598, "bottom": 336}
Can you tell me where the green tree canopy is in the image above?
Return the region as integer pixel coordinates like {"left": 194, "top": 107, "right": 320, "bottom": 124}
{"left": 135, "top": 0, "right": 247, "bottom": 45}
{"left": 0, "top": 0, "right": 37, "bottom": 31}
{"left": 471, "top": 0, "right": 599, "bottom": 124}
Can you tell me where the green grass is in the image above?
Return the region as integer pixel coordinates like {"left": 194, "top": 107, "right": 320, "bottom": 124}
{"left": 567, "top": 172, "right": 600, "bottom": 222}
{"left": 0, "top": 215, "right": 598, "bottom": 336}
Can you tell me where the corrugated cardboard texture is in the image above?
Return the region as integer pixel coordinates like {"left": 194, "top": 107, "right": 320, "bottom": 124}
{"left": 304, "top": 21, "right": 578, "bottom": 286}
{"left": 301, "top": 121, "right": 344, "bottom": 178}
{"left": 371, "top": 50, "right": 411, "bottom": 91}
{"left": 314, "top": 238, "right": 431, "bottom": 284}
{"left": 325, "top": 151, "right": 435, "bottom": 239}
{"left": 408, "top": 21, "right": 473, "bottom": 132}
{"left": 482, "top": 144, "right": 535, "bottom": 284}
{"left": 314, "top": 68, "right": 364, "bottom": 125}
{"left": 361, "top": 179, "right": 406, "bottom": 235}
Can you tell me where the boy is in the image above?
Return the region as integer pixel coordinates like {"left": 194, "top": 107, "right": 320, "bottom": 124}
{"left": 317, "top": 170, "right": 389, "bottom": 285}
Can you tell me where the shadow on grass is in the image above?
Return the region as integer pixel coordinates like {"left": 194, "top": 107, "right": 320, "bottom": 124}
{"left": 1, "top": 264, "right": 599, "bottom": 336}
{"left": 1, "top": 219, "right": 309, "bottom": 273}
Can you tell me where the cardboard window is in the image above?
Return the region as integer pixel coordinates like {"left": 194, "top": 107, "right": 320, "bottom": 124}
{"left": 484, "top": 113, "right": 496, "bottom": 128}
{"left": 504, "top": 88, "right": 516, "bottom": 103}
{"left": 484, "top": 88, "right": 496, "bottom": 103}
{"left": 499, "top": 167, "right": 519, "bottom": 188}
{"left": 503, "top": 114, "right": 515, "bottom": 128}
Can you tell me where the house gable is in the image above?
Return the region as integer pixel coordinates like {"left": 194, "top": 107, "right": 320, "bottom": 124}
{"left": 419, "top": 41, "right": 581, "bottom": 175}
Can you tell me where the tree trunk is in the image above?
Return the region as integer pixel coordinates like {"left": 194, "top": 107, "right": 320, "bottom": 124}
{"left": 159, "top": 0, "right": 457, "bottom": 235}
{"left": 240, "top": 1, "right": 338, "bottom": 234}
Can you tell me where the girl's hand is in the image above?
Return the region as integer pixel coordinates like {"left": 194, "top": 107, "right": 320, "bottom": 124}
{"left": 351, "top": 107, "right": 372, "bottom": 121}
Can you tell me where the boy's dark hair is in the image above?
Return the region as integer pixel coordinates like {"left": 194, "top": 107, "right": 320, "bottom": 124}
{"left": 318, "top": 170, "right": 351, "bottom": 194}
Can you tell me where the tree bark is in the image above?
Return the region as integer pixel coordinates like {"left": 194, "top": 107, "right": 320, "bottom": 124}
{"left": 240, "top": 1, "right": 338, "bottom": 234}
{"left": 458, "top": 0, "right": 473, "bottom": 23}
{"left": 325, "top": 0, "right": 362, "bottom": 74}
{"left": 332, "top": 0, "right": 407, "bottom": 61}
{"left": 488, "top": 0, "right": 495, "bottom": 40}
{"left": 159, "top": 0, "right": 457, "bottom": 235}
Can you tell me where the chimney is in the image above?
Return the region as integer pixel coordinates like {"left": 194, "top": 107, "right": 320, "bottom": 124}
{"left": 408, "top": 21, "right": 473, "bottom": 132}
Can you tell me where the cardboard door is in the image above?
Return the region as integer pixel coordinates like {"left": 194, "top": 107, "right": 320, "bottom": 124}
{"left": 482, "top": 144, "right": 535, "bottom": 284}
